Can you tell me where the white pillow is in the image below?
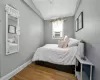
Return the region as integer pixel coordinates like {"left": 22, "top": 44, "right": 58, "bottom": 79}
{"left": 68, "top": 38, "right": 80, "bottom": 47}
{"left": 63, "top": 37, "right": 69, "bottom": 48}
{"left": 64, "top": 35, "right": 68, "bottom": 41}
{"left": 58, "top": 35, "right": 69, "bottom": 48}
{"left": 77, "top": 42, "right": 84, "bottom": 58}
{"left": 58, "top": 40, "right": 64, "bottom": 48}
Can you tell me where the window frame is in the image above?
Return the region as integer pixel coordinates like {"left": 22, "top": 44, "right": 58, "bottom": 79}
{"left": 52, "top": 20, "right": 64, "bottom": 39}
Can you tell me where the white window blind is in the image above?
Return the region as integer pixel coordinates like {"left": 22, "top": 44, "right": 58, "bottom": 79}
{"left": 52, "top": 20, "right": 64, "bottom": 39}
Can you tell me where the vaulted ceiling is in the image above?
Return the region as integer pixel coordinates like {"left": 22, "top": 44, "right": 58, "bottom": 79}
{"left": 32, "top": 0, "right": 79, "bottom": 20}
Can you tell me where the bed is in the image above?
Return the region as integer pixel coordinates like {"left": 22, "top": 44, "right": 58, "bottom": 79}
{"left": 32, "top": 39, "right": 84, "bottom": 74}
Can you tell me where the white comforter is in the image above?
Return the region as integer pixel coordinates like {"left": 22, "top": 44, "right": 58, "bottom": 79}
{"left": 32, "top": 44, "right": 78, "bottom": 65}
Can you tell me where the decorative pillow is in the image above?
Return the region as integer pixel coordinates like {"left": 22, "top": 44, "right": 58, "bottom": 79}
{"left": 68, "top": 38, "right": 80, "bottom": 47}
{"left": 64, "top": 35, "right": 68, "bottom": 41}
{"left": 58, "top": 40, "right": 64, "bottom": 48}
{"left": 63, "top": 37, "right": 69, "bottom": 48}
{"left": 58, "top": 35, "right": 70, "bottom": 48}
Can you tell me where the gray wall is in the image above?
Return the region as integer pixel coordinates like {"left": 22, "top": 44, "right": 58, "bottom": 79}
{"left": 44, "top": 16, "right": 75, "bottom": 44}
{"left": 0, "top": 12, "right": 1, "bottom": 78}
{"left": 0, "top": 0, "right": 44, "bottom": 77}
{"left": 0, "top": 1, "right": 3, "bottom": 77}
{"left": 75, "top": 0, "right": 100, "bottom": 80}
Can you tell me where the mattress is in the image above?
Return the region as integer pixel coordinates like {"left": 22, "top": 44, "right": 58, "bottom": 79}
{"left": 32, "top": 44, "right": 78, "bottom": 65}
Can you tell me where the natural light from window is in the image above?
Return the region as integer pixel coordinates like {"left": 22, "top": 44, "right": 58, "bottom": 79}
{"left": 52, "top": 20, "right": 64, "bottom": 39}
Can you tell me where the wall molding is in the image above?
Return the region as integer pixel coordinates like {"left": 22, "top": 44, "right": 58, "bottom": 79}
{"left": 0, "top": 60, "right": 32, "bottom": 80}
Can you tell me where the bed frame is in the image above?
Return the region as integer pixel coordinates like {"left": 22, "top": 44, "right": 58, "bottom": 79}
{"left": 33, "top": 61, "right": 75, "bottom": 74}
{"left": 33, "top": 41, "right": 84, "bottom": 74}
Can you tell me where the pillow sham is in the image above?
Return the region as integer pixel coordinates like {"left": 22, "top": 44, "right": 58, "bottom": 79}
{"left": 77, "top": 42, "right": 85, "bottom": 58}
{"left": 64, "top": 35, "right": 68, "bottom": 41}
{"left": 58, "top": 35, "right": 69, "bottom": 48}
{"left": 58, "top": 40, "right": 64, "bottom": 48}
{"left": 63, "top": 37, "right": 69, "bottom": 48}
{"left": 68, "top": 38, "right": 80, "bottom": 47}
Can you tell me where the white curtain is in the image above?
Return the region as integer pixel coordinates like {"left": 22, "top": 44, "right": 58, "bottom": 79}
{"left": 52, "top": 20, "right": 64, "bottom": 32}
{"left": 52, "top": 20, "right": 64, "bottom": 38}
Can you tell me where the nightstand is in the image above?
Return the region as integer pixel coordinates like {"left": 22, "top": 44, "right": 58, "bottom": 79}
{"left": 75, "top": 55, "right": 94, "bottom": 80}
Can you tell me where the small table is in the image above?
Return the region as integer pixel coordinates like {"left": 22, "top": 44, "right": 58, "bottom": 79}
{"left": 75, "top": 55, "right": 94, "bottom": 80}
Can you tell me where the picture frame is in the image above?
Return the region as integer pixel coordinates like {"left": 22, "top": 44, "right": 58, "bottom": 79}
{"left": 8, "top": 25, "right": 16, "bottom": 34}
{"left": 75, "top": 18, "right": 78, "bottom": 32}
{"left": 78, "top": 12, "right": 83, "bottom": 30}
{"left": 76, "top": 12, "right": 83, "bottom": 32}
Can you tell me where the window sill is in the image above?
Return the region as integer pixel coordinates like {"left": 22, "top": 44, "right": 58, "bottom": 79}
{"left": 52, "top": 37, "right": 63, "bottom": 40}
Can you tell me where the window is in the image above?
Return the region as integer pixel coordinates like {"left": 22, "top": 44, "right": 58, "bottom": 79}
{"left": 52, "top": 20, "right": 64, "bottom": 39}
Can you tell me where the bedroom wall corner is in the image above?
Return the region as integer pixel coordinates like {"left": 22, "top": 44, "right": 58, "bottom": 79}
{"left": 74, "top": 0, "right": 100, "bottom": 80}
{"left": 0, "top": 0, "right": 44, "bottom": 78}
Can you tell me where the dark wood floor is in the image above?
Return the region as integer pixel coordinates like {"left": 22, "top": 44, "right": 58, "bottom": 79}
{"left": 10, "top": 64, "right": 77, "bottom": 80}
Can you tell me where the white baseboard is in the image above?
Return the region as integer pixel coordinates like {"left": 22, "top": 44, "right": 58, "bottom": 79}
{"left": 0, "top": 60, "right": 32, "bottom": 80}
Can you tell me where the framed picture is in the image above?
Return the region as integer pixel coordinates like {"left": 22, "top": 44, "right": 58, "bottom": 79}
{"left": 8, "top": 25, "right": 16, "bottom": 34}
{"left": 76, "top": 12, "right": 83, "bottom": 32}
{"left": 78, "top": 12, "right": 83, "bottom": 30}
{"left": 75, "top": 18, "right": 79, "bottom": 32}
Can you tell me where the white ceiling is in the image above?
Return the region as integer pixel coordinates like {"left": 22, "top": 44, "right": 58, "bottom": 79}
{"left": 32, "top": 0, "right": 79, "bottom": 20}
